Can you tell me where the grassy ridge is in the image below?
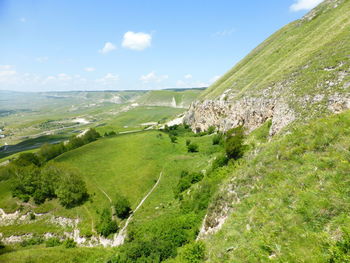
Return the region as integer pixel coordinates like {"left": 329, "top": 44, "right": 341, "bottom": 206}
{"left": 200, "top": 0, "right": 350, "bottom": 116}
{"left": 204, "top": 110, "right": 350, "bottom": 262}
{"left": 137, "top": 90, "right": 202, "bottom": 108}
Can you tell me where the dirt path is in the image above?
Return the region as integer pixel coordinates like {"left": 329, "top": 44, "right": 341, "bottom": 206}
{"left": 113, "top": 171, "right": 163, "bottom": 246}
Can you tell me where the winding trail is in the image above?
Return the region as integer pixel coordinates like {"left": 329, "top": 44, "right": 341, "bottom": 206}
{"left": 112, "top": 171, "right": 163, "bottom": 246}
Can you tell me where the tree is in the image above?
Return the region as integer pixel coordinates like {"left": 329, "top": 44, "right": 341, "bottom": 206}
{"left": 55, "top": 168, "right": 88, "bottom": 208}
{"left": 82, "top": 128, "right": 101, "bottom": 143}
{"left": 114, "top": 194, "right": 132, "bottom": 219}
{"left": 14, "top": 153, "right": 41, "bottom": 167}
{"left": 225, "top": 125, "right": 245, "bottom": 160}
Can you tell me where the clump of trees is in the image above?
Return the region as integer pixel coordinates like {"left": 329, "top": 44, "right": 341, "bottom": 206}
{"left": 38, "top": 128, "right": 101, "bottom": 163}
{"left": 225, "top": 125, "right": 246, "bottom": 160}
{"left": 96, "top": 208, "right": 118, "bottom": 237}
{"left": 114, "top": 194, "right": 132, "bottom": 219}
{"left": 11, "top": 163, "right": 88, "bottom": 208}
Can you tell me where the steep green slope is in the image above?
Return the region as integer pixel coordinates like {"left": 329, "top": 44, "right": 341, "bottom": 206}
{"left": 185, "top": 0, "right": 350, "bottom": 135}
{"left": 202, "top": 110, "right": 350, "bottom": 262}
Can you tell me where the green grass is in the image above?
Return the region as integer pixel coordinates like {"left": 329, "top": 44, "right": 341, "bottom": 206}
{"left": 96, "top": 106, "right": 185, "bottom": 134}
{"left": 204, "top": 110, "right": 350, "bottom": 262}
{"left": 137, "top": 89, "right": 202, "bottom": 108}
{"left": 0, "top": 246, "right": 115, "bottom": 263}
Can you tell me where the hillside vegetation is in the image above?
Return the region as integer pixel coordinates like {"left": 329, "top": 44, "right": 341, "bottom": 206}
{"left": 202, "top": 110, "right": 350, "bottom": 262}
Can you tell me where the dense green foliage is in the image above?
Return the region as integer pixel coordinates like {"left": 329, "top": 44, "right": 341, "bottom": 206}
{"left": 114, "top": 194, "right": 132, "bottom": 219}
{"left": 45, "top": 237, "right": 62, "bottom": 247}
{"left": 97, "top": 208, "right": 119, "bottom": 237}
{"left": 10, "top": 163, "right": 88, "bottom": 208}
{"left": 174, "top": 171, "right": 204, "bottom": 198}
{"left": 187, "top": 143, "right": 199, "bottom": 153}
{"left": 224, "top": 126, "right": 245, "bottom": 160}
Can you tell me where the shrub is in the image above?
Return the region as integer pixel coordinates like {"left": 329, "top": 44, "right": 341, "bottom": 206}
{"left": 20, "top": 236, "right": 43, "bottom": 247}
{"left": 29, "top": 212, "right": 35, "bottom": 220}
{"left": 207, "top": 126, "right": 216, "bottom": 135}
{"left": 178, "top": 241, "right": 206, "bottom": 263}
{"left": 186, "top": 139, "right": 191, "bottom": 146}
{"left": 38, "top": 142, "right": 66, "bottom": 162}
{"left": 212, "top": 133, "right": 223, "bottom": 145}
{"left": 114, "top": 194, "right": 132, "bottom": 219}
{"left": 45, "top": 237, "right": 62, "bottom": 247}
{"left": 63, "top": 238, "right": 76, "bottom": 248}
{"left": 187, "top": 143, "right": 199, "bottom": 153}
{"left": 169, "top": 134, "right": 178, "bottom": 143}
{"left": 225, "top": 126, "right": 245, "bottom": 160}
{"left": 97, "top": 208, "right": 119, "bottom": 237}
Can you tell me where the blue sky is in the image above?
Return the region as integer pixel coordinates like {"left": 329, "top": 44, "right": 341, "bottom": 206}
{"left": 0, "top": 0, "right": 323, "bottom": 91}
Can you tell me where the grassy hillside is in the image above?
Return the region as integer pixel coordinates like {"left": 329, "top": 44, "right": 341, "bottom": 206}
{"left": 199, "top": 0, "right": 349, "bottom": 117}
{"left": 0, "top": 128, "right": 224, "bottom": 262}
{"left": 203, "top": 110, "right": 350, "bottom": 262}
{"left": 137, "top": 89, "right": 203, "bottom": 108}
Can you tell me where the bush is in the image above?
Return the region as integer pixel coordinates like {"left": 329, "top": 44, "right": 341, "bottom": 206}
{"left": 169, "top": 134, "right": 178, "bottom": 143}
{"left": 20, "top": 236, "right": 43, "bottom": 247}
{"left": 45, "top": 237, "right": 62, "bottom": 247}
{"left": 186, "top": 139, "right": 191, "bottom": 146}
{"left": 207, "top": 126, "right": 216, "bottom": 135}
{"left": 82, "top": 128, "right": 101, "bottom": 143}
{"left": 187, "top": 143, "right": 199, "bottom": 153}
{"left": 178, "top": 241, "right": 206, "bottom": 263}
{"left": 225, "top": 126, "right": 245, "bottom": 160}
{"left": 212, "top": 133, "right": 223, "bottom": 145}
{"left": 29, "top": 212, "right": 35, "bottom": 220}
{"left": 97, "top": 208, "right": 119, "bottom": 237}
{"left": 63, "top": 238, "right": 76, "bottom": 248}
{"left": 114, "top": 194, "right": 132, "bottom": 219}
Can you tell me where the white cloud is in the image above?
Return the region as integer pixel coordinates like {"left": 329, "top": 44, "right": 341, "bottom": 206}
{"left": 0, "top": 65, "right": 13, "bottom": 70}
{"left": 96, "top": 73, "right": 119, "bottom": 87}
{"left": 184, "top": 74, "right": 192, "bottom": 79}
{"left": 19, "top": 17, "right": 27, "bottom": 23}
{"left": 290, "top": 0, "right": 324, "bottom": 11}
{"left": 99, "top": 42, "right": 117, "bottom": 54}
{"left": 84, "top": 67, "right": 96, "bottom": 72}
{"left": 122, "top": 31, "right": 152, "bottom": 51}
{"left": 140, "top": 71, "right": 168, "bottom": 83}
{"left": 36, "top": 57, "right": 49, "bottom": 63}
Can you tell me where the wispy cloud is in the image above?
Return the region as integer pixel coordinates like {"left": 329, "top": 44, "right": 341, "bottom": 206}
{"left": 290, "top": 0, "right": 324, "bottom": 12}
{"left": 84, "top": 67, "right": 96, "bottom": 72}
{"left": 19, "top": 17, "right": 27, "bottom": 23}
{"left": 140, "top": 71, "right": 168, "bottom": 83}
{"left": 122, "top": 31, "right": 152, "bottom": 51}
{"left": 99, "top": 42, "right": 117, "bottom": 54}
